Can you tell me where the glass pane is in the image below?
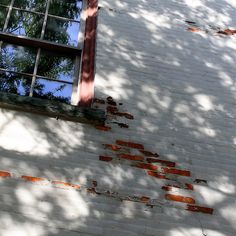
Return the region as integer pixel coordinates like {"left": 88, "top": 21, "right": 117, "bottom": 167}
{"left": 0, "top": 0, "right": 11, "bottom": 6}
{"left": 33, "top": 78, "right": 72, "bottom": 103}
{"left": 14, "top": 0, "right": 47, "bottom": 13}
{"left": 0, "top": 70, "right": 31, "bottom": 96}
{"left": 44, "top": 16, "right": 80, "bottom": 46}
{"left": 0, "top": 6, "right": 8, "bottom": 30}
{"left": 37, "top": 50, "right": 75, "bottom": 82}
{"left": 6, "top": 9, "right": 43, "bottom": 38}
{"left": 0, "top": 43, "right": 37, "bottom": 74}
{"left": 49, "top": 0, "right": 82, "bottom": 20}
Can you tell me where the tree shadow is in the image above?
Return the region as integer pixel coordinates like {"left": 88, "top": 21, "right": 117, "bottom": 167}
{"left": 0, "top": 0, "right": 236, "bottom": 235}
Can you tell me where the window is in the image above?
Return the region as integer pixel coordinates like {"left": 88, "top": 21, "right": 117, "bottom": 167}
{"left": 0, "top": 0, "right": 84, "bottom": 105}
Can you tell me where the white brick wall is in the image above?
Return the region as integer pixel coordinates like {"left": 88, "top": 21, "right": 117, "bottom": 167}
{"left": 0, "top": 0, "right": 236, "bottom": 235}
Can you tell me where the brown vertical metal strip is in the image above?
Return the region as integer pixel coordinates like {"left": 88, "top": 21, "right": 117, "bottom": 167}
{"left": 79, "top": 0, "right": 98, "bottom": 107}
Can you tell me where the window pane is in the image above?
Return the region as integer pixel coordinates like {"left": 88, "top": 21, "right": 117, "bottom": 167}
{"left": 37, "top": 50, "right": 75, "bottom": 82}
{"left": 0, "top": 0, "right": 11, "bottom": 6}
{"left": 44, "top": 16, "right": 80, "bottom": 46}
{"left": 6, "top": 9, "right": 43, "bottom": 38}
{"left": 14, "top": 0, "right": 47, "bottom": 13}
{"left": 0, "top": 6, "right": 8, "bottom": 30}
{"left": 0, "top": 70, "right": 31, "bottom": 96}
{"left": 33, "top": 78, "right": 72, "bottom": 103}
{"left": 49, "top": 0, "right": 82, "bottom": 21}
{"left": 0, "top": 43, "right": 37, "bottom": 74}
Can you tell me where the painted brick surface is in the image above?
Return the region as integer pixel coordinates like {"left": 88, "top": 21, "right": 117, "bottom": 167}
{"left": 0, "top": 0, "right": 236, "bottom": 235}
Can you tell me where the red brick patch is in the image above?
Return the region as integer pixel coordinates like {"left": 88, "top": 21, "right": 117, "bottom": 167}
{"left": 99, "top": 155, "right": 113, "bottom": 162}
{"left": 162, "top": 186, "right": 172, "bottom": 191}
{"left": 119, "top": 154, "right": 144, "bottom": 161}
{"left": 186, "top": 205, "right": 213, "bottom": 214}
{"left": 162, "top": 167, "right": 190, "bottom": 177}
{"left": 187, "top": 27, "right": 200, "bottom": 32}
{"left": 22, "top": 175, "right": 45, "bottom": 182}
{"left": 185, "top": 183, "right": 194, "bottom": 190}
{"left": 140, "top": 196, "right": 150, "bottom": 203}
{"left": 103, "top": 144, "right": 122, "bottom": 151}
{"left": 52, "top": 181, "right": 80, "bottom": 189}
{"left": 165, "top": 194, "right": 195, "bottom": 204}
{"left": 217, "top": 29, "right": 236, "bottom": 35}
{"left": 134, "top": 163, "right": 158, "bottom": 171}
{"left": 95, "top": 125, "right": 111, "bottom": 131}
{"left": 147, "top": 158, "right": 175, "bottom": 167}
{"left": 116, "top": 140, "right": 144, "bottom": 149}
{"left": 147, "top": 171, "right": 168, "bottom": 179}
{"left": 0, "top": 171, "right": 11, "bottom": 178}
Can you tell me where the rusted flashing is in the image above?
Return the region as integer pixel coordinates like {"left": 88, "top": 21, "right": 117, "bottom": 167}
{"left": 79, "top": 0, "right": 98, "bottom": 107}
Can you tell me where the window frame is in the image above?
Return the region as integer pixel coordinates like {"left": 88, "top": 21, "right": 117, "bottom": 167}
{"left": 0, "top": 0, "right": 95, "bottom": 106}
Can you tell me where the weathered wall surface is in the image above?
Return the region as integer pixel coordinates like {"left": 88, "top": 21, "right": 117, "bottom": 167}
{"left": 0, "top": 0, "right": 236, "bottom": 235}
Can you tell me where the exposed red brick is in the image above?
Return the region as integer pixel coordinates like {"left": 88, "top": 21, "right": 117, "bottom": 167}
{"left": 147, "top": 158, "right": 175, "bottom": 167}
{"left": 147, "top": 171, "right": 168, "bottom": 179}
{"left": 140, "top": 196, "right": 150, "bottom": 203}
{"left": 107, "top": 96, "right": 117, "bottom": 106}
{"left": 162, "top": 167, "right": 190, "bottom": 177}
{"left": 186, "top": 205, "right": 213, "bottom": 214}
{"left": 134, "top": 163, "right": 158, "bottom": 171}
{"left": 95, "top": 125, "right": 111, "bottom": 131}
{"left": 217, "top": 29, "right": 236, "bottom": 35}
{"left": 52, "top": 181, "right": 80, "bottom": 189}
{"left": 165, "top": 194, "right": 195, "bottom": 204}
{"left": 0, "top": 171, "right": 11, "bottom": 178}
{"left": 87, "top": 187, "right": 100, "bottom": 194}
{"left": 185, "top": 183, "right": 194, "bottom": 190}
{"left": 116, "top": 140, "right": 144, "bottom": 149}
{"left": 99, "top": 155, "right": 113, "bottom": 162}
{"left": 139, "top": 150, "right": 159, "bottom": 157}
{"left": 103, "top": 144, "right": 122, "bottom": 151}
{"left": 194, "top": 179, "right": 207, "bottom": 184}
{"left": 162, "top": 186, "right": 172, "bottom": 191}
{"left": 119, "top": 154, "right": 144, "bottom": 161}
{"left": 187, "top": 27, "right": 200, "bottom": 32}
{"left": 22, "top": 175, "right": 45, "bottom": 182}
{"left": 93, "top": 98, "right": 105, "bottom": 104}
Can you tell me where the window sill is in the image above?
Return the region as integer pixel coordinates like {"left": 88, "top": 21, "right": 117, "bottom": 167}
{"left": 0, "top": 92, "right": 105, "bottom": 125}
